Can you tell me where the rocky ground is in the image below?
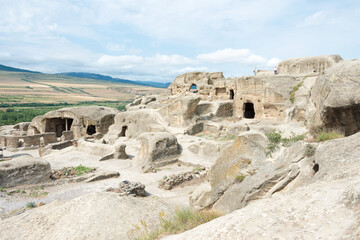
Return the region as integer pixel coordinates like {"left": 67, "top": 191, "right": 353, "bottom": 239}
{"left": 1, "top": 58, "right": 360, "bottom": 240}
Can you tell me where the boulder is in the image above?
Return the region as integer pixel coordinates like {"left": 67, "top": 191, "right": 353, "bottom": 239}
{"left": 190, "top": 131, "right": 268, "bottom": 210}
{"left": 184, "top": 122, "right": 204, "bottom": 135}
{"left": 308, "top": 60, "right": 360, "bottom": 136}
{"left": 138, "top": 132, "right": 181, "bottom": 170}
{"left": 163, "top": 133, "right": 360, "bottom": 240}
{"left": 0, "top": 192, "right": 172, "bottom": 240}
{"left": 99, "top": 144, "right": 127, "bottom": 161}
{"left": 196, "top": 101, "right": 233, "bottom": 118}
{"left": 75, "top": 139, "right": 114, "bottom": 157}
{"left": 84, "top": 170, "right": 120, "bottom": 183}
{"left": 212, "top": 141, "right": 315, "bottom": 213}
{"left": 158, "top": 95, "right": 200, "bottom": 126}
{"left": 107, "top": 181, "right": 147, "bottom": 197}
{"left": 0, "top": 156, "right": 51, "bottom": 187}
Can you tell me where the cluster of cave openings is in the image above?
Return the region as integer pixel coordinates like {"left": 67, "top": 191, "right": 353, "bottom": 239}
{"left": 86, "top": 125, "right": 96, "bottom": 135}
{"left": 119, "top": 126, "right": 128, "bottom": 137}
{"left": 243, "top": 102, "right": 255, "bottom": 119}
{"left": 45, "top": 118, "right": 73, "bottom": 137}
{"left": 190, "top": 84, "right": 198, "bottom": 93}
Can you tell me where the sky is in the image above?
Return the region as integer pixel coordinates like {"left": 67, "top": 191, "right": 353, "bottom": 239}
{"left": 0, "top": 0, "right": 359, "bottom": 82}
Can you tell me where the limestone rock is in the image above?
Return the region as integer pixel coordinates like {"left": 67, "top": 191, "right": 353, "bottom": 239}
{"left": 0, "top": 156, "right": 51, "bottom": 187}
{"left": 103, "top": 109, "right": 167, "bottom": 142}
{"left": 107, "top": 181, "right": 146, "bottom": 197}
{"left": 0, "top": 192, "right": 172, "bottom": 240}
{"left": 138, "top": 132, "right": 181, "bottom": 170}
{"left": 39, "top": 140, "right": 74, "bottom": 157}
{"left": 213, "top": 141, "right": 314, "bottom": 213}
{"left": 158, "top": 168, "right": 206, "bottom": 190}
{"left": 158, "top": 95, "right": 200, "bottom": 126}
{"left": 76, "top": 139, "right": 114, "bottom": 157}
{"left": 196, "top": 101, "right": 233, "bottom": 118}
{"left": 28, "top": 106, "right": 118, "bottom": 139}
{"left": 163, "top": 133, "right": 360, "bottom": 240}
{"left": 277, "top": 54, "right": 342, "bottom": 75}
{"left": 190, "top": 131, "right": 268, "bottom": 210}
{"left": 184, "top": 122, "right": 204, "bottom": 135}
{"left": 85, "top": 170, "right": 120, "bottom": 183}
{"left": 99, "top": 144, "right": 127, "bottom": 161}
{"left": 308, "top": 60, "right": 360, "bottom": 136}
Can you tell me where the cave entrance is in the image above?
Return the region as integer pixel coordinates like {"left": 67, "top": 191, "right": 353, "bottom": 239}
{"left": 45, "top": 118, "right": 73, "bottom": 137}
{"left": 119, "top": 126, "right": 128, "bottom": 137}
{"left": 86, "top": 125, "right": 96, "bottom": 135}
{"left": 230, "top": 89, "right": 234, "bottom": 100}
{"left": 190, "top": 84, "right": 198, "bottom": 93}
{"left": 243, "top": 102, "right": 255, "bottom": 119}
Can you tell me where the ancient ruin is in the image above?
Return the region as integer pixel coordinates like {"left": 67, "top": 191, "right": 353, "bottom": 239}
{"left": 0, "top": 106, "right": 118, "bottom": 149}
{"left": 1, "top": 54, "right": 360, "bottom": 240}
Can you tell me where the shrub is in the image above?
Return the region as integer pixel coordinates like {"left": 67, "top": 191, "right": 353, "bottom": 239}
{"left": 304, "top": 144, "right": 316, "bottom": 157}
{"left": 73, "top": 165, "right": 95, "bottom": 175}
{"left": 316, "top": 131, "right": 344, "bottom": 142}
{"left": 26, "top": 202, "right": 36, "bottom": 208}
{"left": 290, "top": 81, "right": 303, "bottom": 104}
{"left": 265, "top": 131, "right": 282, "bottom": 144}
{"left": 235, "top": 174, "right": 246, "bottom": 183}
{"left": 128, "top": 208, "right": 223, "bottom": 240}
{"left": 265, "top": 130, "right": 304, "bottom": 156}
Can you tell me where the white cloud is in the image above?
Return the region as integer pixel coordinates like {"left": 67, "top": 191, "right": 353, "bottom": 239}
{"left": 196, "top": 48, "right": 270, "bottom": 66}
{"left": 97, "top": 55, "right": 144, "bottom": 66}
{"left": 267, "top": 58, "right": 281, "bottom": 67}
{"left": 171, "top": 66, "right": 208, "bottom": 74}
{"left": 145, "top": 54, "right": 193, "bottom": 66}
{"left": 304, "top": 11, "right": 325, "bottom": 26}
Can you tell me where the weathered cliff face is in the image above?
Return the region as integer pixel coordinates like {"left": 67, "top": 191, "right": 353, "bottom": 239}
{"left": 164, "top": 132, "right": 360, "bottom": 240}
{"left": 232, "top": 76, "right": 300, "bottom": 120}
{"left": 308, "top": 60, "right": 360, "bottom": 136}
{"left": 277, "top": 54, "right": 343, "bottom": 75}
{"left": 102, "top": 109, "right": 168, "bottom": 143}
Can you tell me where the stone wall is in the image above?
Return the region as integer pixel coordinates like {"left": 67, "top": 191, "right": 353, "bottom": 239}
{"left": 0, "top": 133, "right": 57, "bottom": 148}
{"left": 168, "top": 72, "right": 235, "bottom": 101}
{"left": 233, "top": 77, "right": 294, "bottom": 121}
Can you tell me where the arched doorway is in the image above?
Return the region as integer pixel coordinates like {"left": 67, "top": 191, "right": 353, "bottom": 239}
{"left": 190, "top": 84, "right": 198, "bottom": 93}
{"left": 243, "top": 102, "right": 255, "bottom": 119}
{"left": 229, "top": 90, "right": 234, "bottom": 100}
{"left": 86, "top": 125, "right": 96, "bottom": 135}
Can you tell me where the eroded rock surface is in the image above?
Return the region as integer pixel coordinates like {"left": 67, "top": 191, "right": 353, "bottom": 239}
{"left": 0, "top": 192, "right": 171, "bottom": 240}
{"left": 163, "top": 132, "right": 360, "bottom": 240}
{"left": 138, "top": 132, "right": 181, "bottom": 171}
{"left": 0, "top": 156, "right": 51, "bottom": 188}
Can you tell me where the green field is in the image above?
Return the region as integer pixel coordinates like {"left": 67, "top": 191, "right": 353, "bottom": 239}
{"left": 0, "top": 69, "right": 164, "bottom": 126}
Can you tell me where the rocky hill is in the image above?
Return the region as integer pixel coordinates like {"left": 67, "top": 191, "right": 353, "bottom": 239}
{"left": 0, "top": 55, "right": 359, "bottom": 240}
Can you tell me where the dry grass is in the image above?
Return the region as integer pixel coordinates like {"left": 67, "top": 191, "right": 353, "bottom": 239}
{"left": 128, "top": 207, "right": 224, "bottom": 240}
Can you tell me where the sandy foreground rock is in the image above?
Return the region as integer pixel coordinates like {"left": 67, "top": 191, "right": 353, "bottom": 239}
{"left": 0, "top": 192, "right": 172, "bottom": 240}
{"left": 163, "top": 132, "right": 360, "bottom": 240}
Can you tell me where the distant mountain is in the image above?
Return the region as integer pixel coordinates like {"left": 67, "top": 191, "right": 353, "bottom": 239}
{"left": 0, "top": 64, "right": 171, "bottom": 89}
{"left": 57, "top": 72, "right": 171, "bottom": 89}
{"left": 0, "top": 64, "right": 40, "bottom": 73}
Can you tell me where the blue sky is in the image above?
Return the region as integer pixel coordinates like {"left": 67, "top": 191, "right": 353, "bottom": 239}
{"left": 0, "top": 0, "right": 359, "bottom": 82}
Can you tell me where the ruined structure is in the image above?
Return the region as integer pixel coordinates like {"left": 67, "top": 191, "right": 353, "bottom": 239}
{"left": 168, "top": 72, "right": 235, "bottom": 101}
{"left": 166, "top": 55, "right": 345, "bottom": 123}
{"left": 0, "top": 106, "right": 118, "bottom": 149}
